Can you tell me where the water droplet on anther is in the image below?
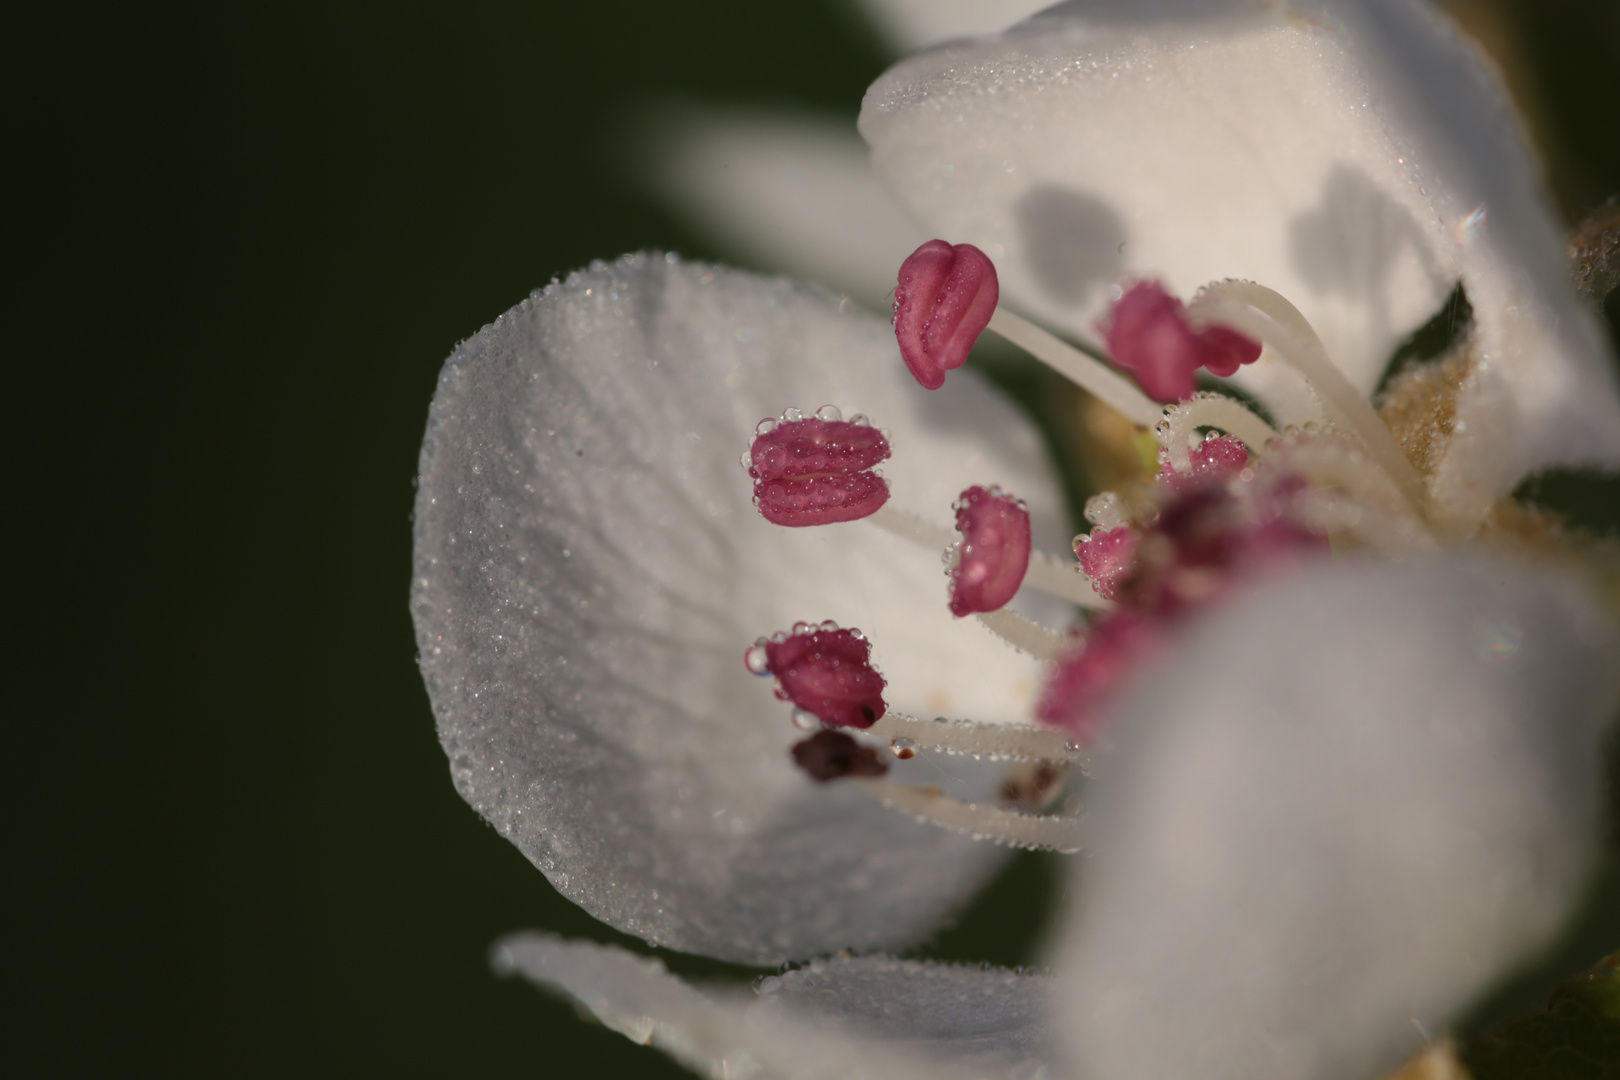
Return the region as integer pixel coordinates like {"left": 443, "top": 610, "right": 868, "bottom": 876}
{"left": 744, "top": 641, "right": 771, "bottom": 675}
{"left": 782, "top": 406, "right": 804, "bottom": 423}
{"left": 816, "top": 405, "right": 842, "bottom": 422}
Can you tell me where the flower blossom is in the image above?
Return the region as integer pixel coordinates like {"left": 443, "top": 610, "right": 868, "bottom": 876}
{"left": 411, "top": 2, "right": 1620, "bottom": 1079}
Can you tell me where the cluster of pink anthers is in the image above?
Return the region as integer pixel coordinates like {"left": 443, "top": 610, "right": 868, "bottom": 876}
{"left": 741, "top": 239, "right": 1356, "bottom": 852}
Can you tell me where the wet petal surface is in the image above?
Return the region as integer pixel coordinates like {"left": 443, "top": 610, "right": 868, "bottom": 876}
{"left": 413, "top": 254, "right": 1067, "bottom": 963}
{"left": 860, "top": 0, "right": 1620, "bottom": 515}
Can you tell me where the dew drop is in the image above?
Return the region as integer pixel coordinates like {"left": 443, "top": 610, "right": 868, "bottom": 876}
{"left": 891, "top": 737, "right": 917, "bottom": 759}
{"left": 815, "top": 404, "right": 842, "bottom": 422}
{"left": 782, "top": 406, "right": 804, "bottom": 423}
{"left": 755, "top": 418, "right": 778, "bottom": 436}
{"left": 744, "top": 641, "right": 771, "bottom": 675}
{"left": 790, "top": 708, "right": 820, "bottom": 732}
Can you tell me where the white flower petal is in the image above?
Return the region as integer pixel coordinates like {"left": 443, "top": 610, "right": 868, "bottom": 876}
{"left": 855, "top": 0, "right": 1056, "bottom": 51}
{"left": 859, "top": 0, "right": 1620, "bottom": 514}
{"left": 754, "top": 953, "right": 1052, "bottom": 1074}
{"left": 414, "top": 254, "right": 1070, "bottom": 964}
{"left": 494, "top": 934, "right": 1003, "bottom": 1080}
{"left": 1054, "top": 555, "right": 1620, "bottom": 1080}
{"left": 637, "top": 107, "right": 927, "bottom": 311}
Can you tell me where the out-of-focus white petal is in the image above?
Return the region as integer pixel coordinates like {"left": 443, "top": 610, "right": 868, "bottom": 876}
{"left": 414, "top": 254, "right": 1069, "bottom": 964}
{"left": 496, "top": 934, "right": 1043, "bottom": 1080}
{"left": 859, "top": 0, "right": 1620, "bottom": 517}
{"left": 1054, "top": 555, "right": 1620, "bottom": 1080}
{"left": 637, "top": 107, "right": 926, "bottom": 310}
{"left": 755, "top": 953, "right": 1052, "bottom": 1073}
{"left": 854, "top": 0, "right": 1055, "bottom": 50}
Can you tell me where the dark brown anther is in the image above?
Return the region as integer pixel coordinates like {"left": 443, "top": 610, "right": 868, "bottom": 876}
{"left": 791, "top": 729, "right": 889, "bottom": 782}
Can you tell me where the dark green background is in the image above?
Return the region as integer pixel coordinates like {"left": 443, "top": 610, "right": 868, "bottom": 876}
{"left": 11, "top": 1, "right": 1617, "bottom": 1075}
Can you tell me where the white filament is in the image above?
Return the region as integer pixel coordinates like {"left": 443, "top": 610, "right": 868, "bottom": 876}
{"left": 850, "top": 777, "right": 1083, "bottom": 853}
{"left": 974, "top": 607, "right": 1068, "bottom": 661}
{"left": 1158, "top": 394, "right": 1280, "bottom": 474}
{"left": 987, "top": 308, "right": 1163, "bottom": 427}
{"left": 1188, "top": 281, "right": 1428, "bottom": 516}
{"left": 868, "top": 711, "right": 1089, "bottom": 768}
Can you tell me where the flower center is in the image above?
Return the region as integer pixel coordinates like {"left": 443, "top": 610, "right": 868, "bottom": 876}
{"left": 735, "top": 239, "right": 1448, "bottom": 854}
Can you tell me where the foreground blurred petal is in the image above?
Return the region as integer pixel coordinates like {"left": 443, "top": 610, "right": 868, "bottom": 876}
{"left": 413, "top": 254, "right": 1067, "bottom": 963}
{"left": 496, "top": 934, "right": 1043, "bottom": 1080}
{"left": 1055, "top": 555, "right": 1620, "bottom": 1080}
{"left": 637, "top": 107, "right": 926, "bottom": 310}
{"left": 860, "top": 0, "right": 1620, "bottom": 516}
{"left": 754, "top": 953, "right": 1052, "bottom": 1073}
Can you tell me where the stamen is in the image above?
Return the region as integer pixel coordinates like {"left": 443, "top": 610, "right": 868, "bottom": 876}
{"left": 1187, "top": 281, "right": 1428, "bottom": 516}
{"left": 1158, "top": 433, "right": 1250, "bottom": 490}
{"left": 949, "top": 485, "right": 1031, "bottom": 617}
{"left": 1156, "top": 392, "right": 1278, "bottom": 474}
{"left": 1035, "top": 612, "right": 1162, "bottom": 743}
{"left": 746, "top": 407, "right": 891, "bottom": 526}
{"left": 748, "top": 622, "right": 887, "bottom": 729}
{"left": 791, "top": 729, "right": 889, "bottom": 781}
{"left": 866, "top": 711, "right": 1090, "bottom": 768}
{"left": 1264, "top": 438, "right": 1434, "bottom": 541}
{"left": 1073, "top": 526, "right": 1138, "bottom": 602}
{"left": 986, "top": 307, "right": 1163, "bottom": 428}
{"left": 1100, "top": 280, "right": 1262, "bottom": 403}
{"left": 848, "top": 778, "right": 1083, "bottom": 853}
{"left": 974, "top": 607, "right": 1068, "bottom": 662}
{"left": 870, "top": 504, "right": 1111, "bottom": 610}
{"left": 893, "top": 240, "right": 999, "bottom": 389}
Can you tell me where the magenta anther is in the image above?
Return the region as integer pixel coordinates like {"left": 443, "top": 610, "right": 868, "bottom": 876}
{"left": 758, "top": 624, "right": 887, "bottom": 729}
{"left": 1035, "top": 613, "right": 1162, "bottom": 743}
{"left": 1159, "top": 434, "right": 1250, "bottom": 490}
{"left": 1102, "top": 281, "right": 1261, "bottom": 402}
{"left": 948, "top": 485, "right": 1031, "bottom": 617}
{"left": 749, "top": 416, "right": 891, "bottom": 527}
{"left": 1074, "top": 526, "right": 1139, "bottom": 602}
{"left": 892, "top": 240, "right": 999, "bottom": 390}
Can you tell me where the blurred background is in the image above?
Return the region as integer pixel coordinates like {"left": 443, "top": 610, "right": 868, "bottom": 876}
{"left": 9, "top": 1, "right": 1617, "bottom": 1075}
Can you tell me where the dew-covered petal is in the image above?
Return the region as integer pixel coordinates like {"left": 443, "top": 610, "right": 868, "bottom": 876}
{"left": 859, "top": 0, "right": 1620, "bottom": 516}
{"left": 636, "top": 107, "right": 927, "bottom": 311}
{"left": 1053, "top": 555, "right": 1620, "bottom": 1080}
{"left": 495, "top": 934, "right": 1044, "bottom": 1080}
{"left": 855, "top": 0, "right": 1055, "bottom": 50}
{"left": 754, "top": 953, "right": 1054, "bottom": 1076}
{"left": 413, "top": 254, "right": 1069, "bottom": 964}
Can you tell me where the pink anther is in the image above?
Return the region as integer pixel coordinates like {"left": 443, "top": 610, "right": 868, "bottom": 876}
{"left": 1102, "top": 281, "right": 1261, "bottom": 402}
{"left": 893, "top": 240, "right": 999, "bottom": 390}
{"left": 749, "top": 417, "right": 891, "bottom": 526}
{"left": 1034, "top": 612, "right": 1162, "bottom": 743}
{"left": 1158, "top": 434, "right": 1250, "bottom": 491}
{"left": 761, "top": 625, "right": 887, "bottom": 729}
{"left": 1074, "top": 525, "right": 1139, "bottom": 602}
{"left": 948, "top": 485, "right": 1031, "bottom": 617}
{"left": 791, "top": 729, "right": 889, "bottom": 782}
